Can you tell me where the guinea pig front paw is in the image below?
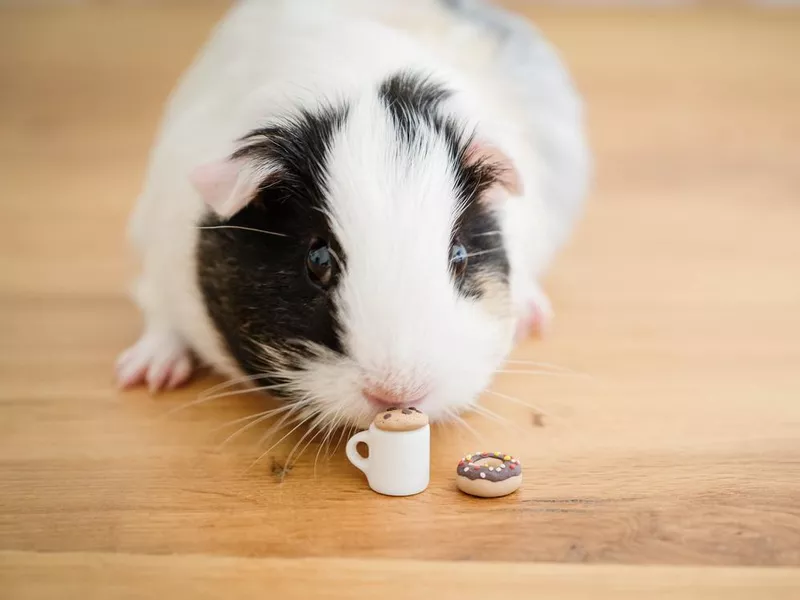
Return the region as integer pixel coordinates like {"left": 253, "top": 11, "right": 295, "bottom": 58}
{"left": 116, "top": 330, "right": 194, "bottom": 393}
{"left": 515, "top": 287, "right": 554, "bottom": 341}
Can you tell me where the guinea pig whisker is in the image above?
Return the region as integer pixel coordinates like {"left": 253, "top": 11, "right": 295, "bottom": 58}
{"left": 284, "top": 414, "right": 332, "bottom": 477}
{"left": 312, "top": 421, "right": 335, "bottom": 478}
{"left": 199, "top": 372, "right": 276, "bottom": 399}
{"left": 334, "top": 411, "right": 355, "bottom": 447}
{"left": 158, "top": 382, "right": 288, "bottom": 419}
{"left": 210, "top": 404, "right": 293, "bottom": 434}
{"left": 250, "top": 400, "right": 309, "bottom": 449}
{"left": 332, "top": 420, "right": 356, "bottom": 457}
{"left": 469, "top": 404, "right": 530, "bottom": 437}
{"left": 451, "top": 247, "right": 502, "bottom": 262}
{"left": 247, "top": 406, "right": 320, "bottom": 473}
{"left": 252, "top": 396, "right": 316, "bottom": 451}
{"left": 200, "top": 382, "right": 292, "bottom": 403}
{"left": 328, "top": 408, "right": 358, "bottom": 450}
{"left": 281, "top": 424, "right": 320, "bottom": 477}
{"left": 484, "top": 388, "right": 551, "bottom": 418}
{"left": 196, "top": 225, "right": 289, "bottom": 238}
{"left": 474, "top": 230, "right": 502, "bottom": 237}
{"left": 504, "top": 359, "right": 586, "bottom": 375}
{"left": 214, "top": 405, "right": 295, "bottom": 449}
{"left": 333, "top": 410, "right": 353, "bottom": 451}
{"left": 313, "top": 407, "right": 344, "bottom": 478}
{"left": 494, "top": 368, "right": 593, "bottom": 380}
{"left": 301, "top": 408, "right": 337, "bottom": 454}
{"left": 470, "top": 402, "right": 512, "bottom": 426}
{"left": 487, "top": 390, "right": 594, "bottom": 450}
{"left": 446, "top": 408, "right": 487, "bottom": 447}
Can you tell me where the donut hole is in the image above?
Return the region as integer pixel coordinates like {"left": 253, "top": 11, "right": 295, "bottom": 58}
{"left": 356, "top": 441, "right": 369, "bottom": 459}
{"left": 475, "top": 457, "right": 504, "bottom": 468}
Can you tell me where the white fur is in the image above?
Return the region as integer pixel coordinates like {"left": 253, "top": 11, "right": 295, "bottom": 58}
{"left": 121, "top": 0, "right": 589, "bottom": 425}
{"left": 298, "top": 89, "right": 518, "bottom": 424}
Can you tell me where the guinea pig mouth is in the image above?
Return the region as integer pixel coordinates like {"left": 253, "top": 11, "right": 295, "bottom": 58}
{"left": 361, "top": 385, "right": 427, "bottom": 408}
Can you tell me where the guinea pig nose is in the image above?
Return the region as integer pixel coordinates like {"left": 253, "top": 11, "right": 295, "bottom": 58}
{"left": 362, "top": 386, "right": 425, "bottom": 407}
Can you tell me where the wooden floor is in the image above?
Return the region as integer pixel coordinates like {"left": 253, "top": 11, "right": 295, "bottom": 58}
{"left": 1, "top": 3, "right": 799, "bottom": 598}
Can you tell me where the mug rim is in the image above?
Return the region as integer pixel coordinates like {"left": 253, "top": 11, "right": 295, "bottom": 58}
{"left": 368, "top": 422, "right": 430, "bottom": 435}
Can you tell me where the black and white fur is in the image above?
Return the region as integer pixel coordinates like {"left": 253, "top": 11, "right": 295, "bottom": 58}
{"left": 116, "top": 0, "right": 590, "bottom": 427}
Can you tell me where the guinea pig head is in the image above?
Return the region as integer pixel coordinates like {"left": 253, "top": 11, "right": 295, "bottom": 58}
{"left": 194, "top": 73, "right": 521, "bottom": 427}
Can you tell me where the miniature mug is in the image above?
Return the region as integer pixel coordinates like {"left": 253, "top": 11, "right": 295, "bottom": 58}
{"left": 345, "top": 408, "right": 430, "bottom": 496}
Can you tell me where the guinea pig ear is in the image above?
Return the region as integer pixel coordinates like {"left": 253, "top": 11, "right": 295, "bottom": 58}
{"left": 466, "top": 140, "right": 524, "bottom": 199}
{"left": 190, "top": 157, "right": 279, "bottom": 219}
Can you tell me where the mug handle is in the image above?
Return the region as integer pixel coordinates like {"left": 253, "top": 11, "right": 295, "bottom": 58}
{"left": 345, "top": 430, "right": 370, "bottom": 474}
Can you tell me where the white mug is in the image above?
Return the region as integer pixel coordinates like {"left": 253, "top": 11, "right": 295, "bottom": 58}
{"left": 345, "top": 423, "right": 430, "bottom": 496}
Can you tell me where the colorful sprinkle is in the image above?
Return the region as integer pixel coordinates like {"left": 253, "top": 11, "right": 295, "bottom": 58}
{"left": 509, "top": 464, "right": 515, "bottom": 469}
{"left": 463, "top": 467, "right": 469, "bottom": 473}
{"left": 466, "top": 454, "right": 472, "bottom": 460}
{"left": 504, "top": 455, "right": 511, "bottom": 460}
{"left": 480, "top": 472, "right": 486, "bottom": 479}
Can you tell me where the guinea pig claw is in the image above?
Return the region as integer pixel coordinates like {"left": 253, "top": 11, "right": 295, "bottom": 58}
{"left": 116, "top": 331, "right": 194, "bottom": 392}
{"left": 164, "top": 355, "right": 193, "bottom": 390}
{"left": 116, "top": 359, "right": 148, "bottom": 390}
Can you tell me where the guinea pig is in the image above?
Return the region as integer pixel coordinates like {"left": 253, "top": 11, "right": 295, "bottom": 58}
{"left": 116, "top": 0, "right": 590, "bottom": 428}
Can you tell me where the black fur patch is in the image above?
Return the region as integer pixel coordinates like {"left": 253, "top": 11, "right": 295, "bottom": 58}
{"left": 196, "top": 103, "right": 349, "bottom": 378}
{"left": 379, "top": 71, "right": 452, "bottom": 142}
{"left": 379, "top": 71, "right": 510, "bottom": 299}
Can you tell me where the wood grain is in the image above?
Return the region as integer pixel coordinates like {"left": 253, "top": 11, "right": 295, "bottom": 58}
{"left": 2, "top": 551, "right": 799, "bottom": 600}
{"left": 1, "top": 2, "right": 799, "bottom": 597}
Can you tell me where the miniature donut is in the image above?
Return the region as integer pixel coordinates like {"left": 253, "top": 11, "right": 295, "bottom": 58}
{"left": 455, "top": 451, "right": 522, "bottom": 498}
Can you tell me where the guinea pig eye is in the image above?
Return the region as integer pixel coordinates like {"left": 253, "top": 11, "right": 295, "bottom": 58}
{"left": 306, "top": 238, "right": 334, "bottom": 288}
{"left": 450, "top": 242, "right": 468, "bottom": 277}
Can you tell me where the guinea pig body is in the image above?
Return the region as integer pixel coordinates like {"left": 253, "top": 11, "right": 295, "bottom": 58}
{"left": 117, "top": 0, "right": 590, "bottom": 427}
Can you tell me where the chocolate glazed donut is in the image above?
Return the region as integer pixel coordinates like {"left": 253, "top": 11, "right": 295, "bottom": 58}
{"left": 456, "top": 451, "right": 522, "bottom": 498}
